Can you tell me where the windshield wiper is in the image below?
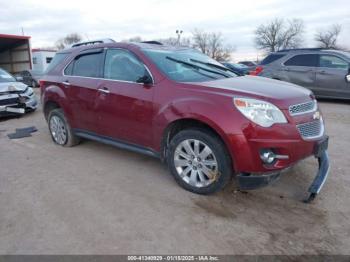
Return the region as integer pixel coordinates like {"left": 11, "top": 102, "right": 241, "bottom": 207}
{"left": 189, "top": 59, "right": 236, "bottom": 77}
{"left": 189, "top": 59, "right": 230, "bottom": 71}
{"left": 166, "top": 56, "right": 229, "bottom": 78}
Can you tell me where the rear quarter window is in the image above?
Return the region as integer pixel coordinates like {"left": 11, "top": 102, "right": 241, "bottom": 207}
{"left": 44, "top": 53, "right": 69, "bottom": 73}
{"left": 260, "top": 54, "right": 286, "bottom": 65}
{"left": 72, "top": 53, "right": 102, "bottom": 78}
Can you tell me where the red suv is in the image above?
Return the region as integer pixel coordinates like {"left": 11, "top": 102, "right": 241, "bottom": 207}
{"left": 40, "top": 40, "right": 330, "bottom": 202}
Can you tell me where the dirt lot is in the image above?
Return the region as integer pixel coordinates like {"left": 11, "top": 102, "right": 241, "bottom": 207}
{"left": 0, "top": 90, "right": 350, "bottom": 255}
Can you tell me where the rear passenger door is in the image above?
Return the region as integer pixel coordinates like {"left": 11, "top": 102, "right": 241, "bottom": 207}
{"left": 96, "top": 48, "right": 155, "bottom": 148}
{"left": 315, "top": 54, "right": 350, "bottom": 98}
{"left": 63, "top": 49, "right": 104, "bottom": 132}
{"left": 281, "top": 54, "right": 318, "bottom": 91}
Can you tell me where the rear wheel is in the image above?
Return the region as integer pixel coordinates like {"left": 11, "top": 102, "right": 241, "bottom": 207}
{"left": 167, "top": 128, "right": 233, "bottom": 194}
{"left": 48, "top": 108, "right": 80, "bottom": 147}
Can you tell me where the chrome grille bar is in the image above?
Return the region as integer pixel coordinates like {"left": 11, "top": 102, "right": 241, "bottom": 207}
{"left": 289, "top": 100, "right": 317, "bottom": 116}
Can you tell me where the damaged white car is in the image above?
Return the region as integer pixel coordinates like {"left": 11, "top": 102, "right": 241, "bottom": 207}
{"left": 0, "top": 68, "right": 38, "bottom": 116}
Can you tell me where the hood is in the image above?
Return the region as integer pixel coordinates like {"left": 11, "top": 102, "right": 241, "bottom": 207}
{"left": 0, "top": 81, "right": 28, "bottom": 93}
{"left": 190, "top": 76, "right": 313, "bottom": 109}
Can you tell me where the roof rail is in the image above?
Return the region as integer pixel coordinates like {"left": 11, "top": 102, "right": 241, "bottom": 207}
{"left": 71, "top": 38, "right": 116, "bottom": 48}
{"left": 277, "top": 48, "right": 325, "bottom": 52}
{"left": 141, "top": 41, "right": 163, "bottom": 45}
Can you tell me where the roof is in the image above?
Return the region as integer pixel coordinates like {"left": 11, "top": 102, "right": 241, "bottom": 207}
{"left": 0, "top": 34, "right": 31, "bottom": 52}
{"left": 32, "top": 48, "right": 57, "bottom": 52}
{"left": 131, "top": 42, "right": 190, "bottom": 51}
{"left": 273, "top": 48, "right": 350, "bottom": 58}
{"left": 276, "top": 48, "right": 332, "bottom": 53}
{"left": 0, "top": 33, "right": 31, "bottom": 40}
{"left": 59, "top": 40, "right": 190, "bottom": 54}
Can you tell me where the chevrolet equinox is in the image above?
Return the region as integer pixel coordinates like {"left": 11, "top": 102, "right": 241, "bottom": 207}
{"left": 40, "top": 40, "right": 330, "bottom": 202}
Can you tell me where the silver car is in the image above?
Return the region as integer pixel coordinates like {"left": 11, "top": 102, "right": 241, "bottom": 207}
{"left": 0, "top": 68, "right": 38, "bottom": 116}
{"left": 257, "top": 48, "right": 350, "bottom": 99}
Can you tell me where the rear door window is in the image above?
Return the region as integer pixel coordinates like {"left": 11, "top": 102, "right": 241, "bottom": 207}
{"left": 72, "top": 53, "right": 102, "bottom": 78}
{"left": 319, "top": 55, "right": 348, "bottom": 69}
{"left": 260, "top": 54, "right": 285, "bottom": 65}
{"left": 284, "top": 54, "right": 318, "bottom": 67}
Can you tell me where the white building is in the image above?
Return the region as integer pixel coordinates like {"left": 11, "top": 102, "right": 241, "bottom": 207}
{"left": 32, "top": 49, "right": 57, "bottom": 72}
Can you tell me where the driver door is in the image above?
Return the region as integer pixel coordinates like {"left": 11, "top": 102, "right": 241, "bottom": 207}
{"left": 95, "top": 48, "right": 155, "bottom": 148}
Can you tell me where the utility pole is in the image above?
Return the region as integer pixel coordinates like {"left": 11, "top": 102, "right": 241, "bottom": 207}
{"left": 176, "top": 30, "right": 183, "bottom": 45}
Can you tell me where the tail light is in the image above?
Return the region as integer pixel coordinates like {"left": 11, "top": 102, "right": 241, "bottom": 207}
{"left": 39, "top": 80, "right": 45, "bottom": 88}
{"left": 249, "top": 66, "right": 263, "bottom": 76}
{"left": 39, "top": 80, "right": 46, "bottom": 98}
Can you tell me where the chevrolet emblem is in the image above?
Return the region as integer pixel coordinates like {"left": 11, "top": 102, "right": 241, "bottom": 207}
{"left": 313, "top": 111, "right": 321, "bottom": 120}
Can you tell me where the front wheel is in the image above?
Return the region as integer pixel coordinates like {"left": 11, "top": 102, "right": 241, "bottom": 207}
{"left": 167, "top": 128, "right": 233, "bottom": 194}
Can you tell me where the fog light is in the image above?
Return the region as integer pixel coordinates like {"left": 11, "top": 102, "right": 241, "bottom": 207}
{"left": 260, "top": 149, "right": 275, "bottom": 164}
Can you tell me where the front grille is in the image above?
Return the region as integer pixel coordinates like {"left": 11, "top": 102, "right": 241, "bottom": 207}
{"left": 297, "top": 120, "right": 324, "bottom": 140}
{"left": 289, "top": 100, "right": 316, "bottom": 116}
{"left": 0, "top": 97, "right": 19, "bottom": 106}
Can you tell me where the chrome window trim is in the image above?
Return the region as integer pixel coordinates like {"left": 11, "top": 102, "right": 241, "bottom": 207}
{"left": 289, "top": 100, "right": 317, "bottom": 116}
{"left": 62, "top": 47, "right": 154, "bottom": 85}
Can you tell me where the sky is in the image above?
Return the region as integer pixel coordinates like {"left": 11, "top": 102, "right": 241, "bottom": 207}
{"left": 0, "top": 0, "right": 349, "bottom": 61}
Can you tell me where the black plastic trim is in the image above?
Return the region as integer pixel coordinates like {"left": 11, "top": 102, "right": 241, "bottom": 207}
{"left": 73, "top": 129, "right": 160, "bottom": 158}
{"left": 237, "top": 172, "right": 282, "bottom": 190}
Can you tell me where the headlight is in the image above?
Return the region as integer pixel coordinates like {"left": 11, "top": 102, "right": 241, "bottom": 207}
{"left": 24, "top": 87, "right": 34, "bottom": 96}
{"left": 233, "top": 98, "right": 287, "bottom": 127}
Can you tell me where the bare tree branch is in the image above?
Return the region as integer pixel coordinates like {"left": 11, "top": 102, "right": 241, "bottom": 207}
{"left": 255, "top": 18, "right": 304, "bottom": 52}
{"left": 314, "top": 24, "right": 342, "bottom": 49}
{"left": 55, "top": 33, "right": 83, "bottom": 50}
{"left": 192, "top": 29, "right": 234, "bottom": 61}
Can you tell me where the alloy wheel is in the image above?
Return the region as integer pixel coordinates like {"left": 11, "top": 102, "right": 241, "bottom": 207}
{"left": 174, "top": 139, "right": 219, "bottom": 188}
{"left": 49, "top": 115, "right": 67, "bottom": 145}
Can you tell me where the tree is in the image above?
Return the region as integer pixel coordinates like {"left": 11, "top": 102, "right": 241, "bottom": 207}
{"left": 192, "top": 29, "right": 234, "bottom": 61}
{"left": 55, "top": 33, "right": 83, "bottom": 50}
{"left": 157, "top": 37, "right": 191, "bottom": 47}
{"left": 254, "top": 18, "right": 304, "bottom": 52}
{"left": 314, "top": 24, "right": 342, "bottom": 49}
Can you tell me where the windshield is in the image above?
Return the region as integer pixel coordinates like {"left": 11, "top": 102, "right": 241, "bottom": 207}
{"left": 0, "top": 68, "right": 16, "bottom": 83}
{"left": 143, "top": 49, "right": 237, "bottom": 82}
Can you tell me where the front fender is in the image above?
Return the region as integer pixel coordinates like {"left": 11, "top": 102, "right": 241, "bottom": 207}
{"left": 153, "top": 96, "right": 243, "bottom": 168}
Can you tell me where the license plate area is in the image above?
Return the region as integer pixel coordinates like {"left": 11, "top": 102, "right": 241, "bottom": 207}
{"left": 314, "top": 136, "right": 329, "bottom": 157}
{"left": 6, "top": 107, "right": 25, "bottom": 114}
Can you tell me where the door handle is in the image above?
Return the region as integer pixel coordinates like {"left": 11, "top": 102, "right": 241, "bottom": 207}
{"left": 98, "top": 87, "right": 110, "bottom": 94}
{"left": 318, "top": 70, "right": 326, "bottom": 74}
{"left": 62, "top": 80, "right": 71, "bottom": 86}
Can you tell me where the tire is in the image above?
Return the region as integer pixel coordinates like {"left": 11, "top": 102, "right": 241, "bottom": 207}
{"left": 47, "top": 108, "right": 80, "bottom": 147}
{"left": 167, "top": 128, "right": 233, "bottom": 194}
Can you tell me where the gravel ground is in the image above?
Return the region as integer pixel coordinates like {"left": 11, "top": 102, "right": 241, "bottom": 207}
{"left": 0, "top": 90, "right": 349, "bottom": 255}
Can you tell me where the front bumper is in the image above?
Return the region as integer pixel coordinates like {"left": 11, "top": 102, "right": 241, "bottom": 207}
{"left": 0, "top": 92, "right": 38, "bottom": 116}
{"left": 237, "top": 136, "right": 330, "bottom": 202}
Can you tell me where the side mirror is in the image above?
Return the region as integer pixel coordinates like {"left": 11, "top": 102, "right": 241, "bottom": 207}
{"left": 346, "top": 74, "right": 350, "bottom": 83}
{"left": 15, "top": 76, "right": 23, "bottom": 82}
{"left": 136, "top": 75, "right": 153, "bottom": 85}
